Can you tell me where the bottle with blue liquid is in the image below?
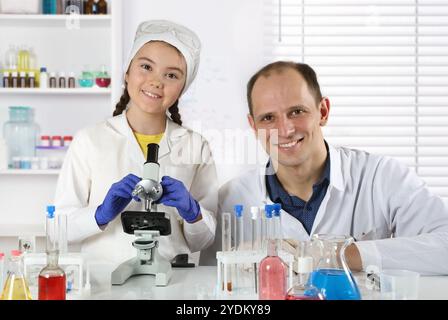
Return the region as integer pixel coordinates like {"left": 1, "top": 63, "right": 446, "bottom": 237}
{"left": 308, "top": 234, "right": 362, "bottom": 300}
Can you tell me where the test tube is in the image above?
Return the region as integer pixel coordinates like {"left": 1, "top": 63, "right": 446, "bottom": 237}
{"left": 273, "top": 203, "right": 282, "bottom": 249}
{"left": 221, "top": 212, "right": 232, "bottom": 292}
{"left": 58, "top": 213, "right": 68, "bottom": 254}
{"left": 264, "top": 204, "right": 274, "bottom": 241}
{"left": 250, "top": 206, "right": 261, "bottom": 251}
{"left": 46, "top": 205, "right": 56, "bottom": 253}
{"left": 234, "top": 205, "right": 244, "bottom": 251}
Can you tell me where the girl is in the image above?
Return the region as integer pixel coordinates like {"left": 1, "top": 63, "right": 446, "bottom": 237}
{"left": 54, "top": 20, "right": 217, "bottom": 267}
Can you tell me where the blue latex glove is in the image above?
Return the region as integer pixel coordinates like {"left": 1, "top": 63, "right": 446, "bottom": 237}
{"left": 95, "top": 174, "right": 141, "bottom": 226}
{"left": 158, "top": 176, "right": 200, "bottom": 223}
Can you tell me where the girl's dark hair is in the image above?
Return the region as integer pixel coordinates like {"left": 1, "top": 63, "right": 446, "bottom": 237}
{"left": 247, "top": 61, "right": 323, "bottom": 116}
{"left": 113, "top": 85, "right": 183, "bottom": 126}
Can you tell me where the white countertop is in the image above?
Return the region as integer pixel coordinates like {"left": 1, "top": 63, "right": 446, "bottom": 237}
{"left": 76, "top": 264, "right": 448, "bottom": 300}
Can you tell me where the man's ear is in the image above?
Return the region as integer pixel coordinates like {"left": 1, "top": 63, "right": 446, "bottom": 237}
{"left": 319, "top": 97, "right": 330, "bottom": 126}
{"left": 248, "top": 113, "right": 256, "bottom": 132}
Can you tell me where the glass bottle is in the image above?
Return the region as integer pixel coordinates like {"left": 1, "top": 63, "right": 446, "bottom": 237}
{"left": 258, "top": 239, "right": 287, "bottom": 300}
{"left": 286, "top": 241, "right": 324, "bottom": 300}
{"left": 97, "top": 0, "right": 107, "bottom": 14}
{"left": 0, "top": 250, "right": 32, "bottom": 300}
{"left": 308, "top": 234, "right": 362, "bottom": 300}
{"left": 38, "top": 205, "right": 66, "bottom": 300}
{"left": 84, "top": 0, "right": 98, "bottom": 14}
{"left": 3, "top": 106, "right": 40, "bottom": 168}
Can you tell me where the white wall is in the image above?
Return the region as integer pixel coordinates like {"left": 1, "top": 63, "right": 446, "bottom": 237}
{"left": 122, "top": 0, "right": 266, "bottom": 185}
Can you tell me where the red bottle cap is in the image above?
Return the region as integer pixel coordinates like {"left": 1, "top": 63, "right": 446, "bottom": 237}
{"left": 52, "top": 136, "right": 62, "bottom": 140}
{"left": 63, "top": 136, "right": 73, "bottom": 141}
{"left": 11, "top": 250, "right": 22, "bottom": 256}
{"left": 0, "top": 252, "right": 4, "bottom": 259}
{"left": 41, "top": 136, "right": 50, "bottom": 140}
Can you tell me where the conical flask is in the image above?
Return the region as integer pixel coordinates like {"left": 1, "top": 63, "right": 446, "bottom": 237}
{"left": 286, "top": 241, "right": 324, "bottom": 300}
{"left": 308, "top": 234, "right": 361, "bottom": 300}
{"left": 0, "top": 250, "right": 32, "bottom": 300}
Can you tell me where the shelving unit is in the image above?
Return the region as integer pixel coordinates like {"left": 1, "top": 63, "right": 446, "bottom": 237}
{"left": 0, "top": 169, "right": 60, "bottom": 175}
{"left": 0, "top": 88, "right": 111, "bottom": 95}
{"left": 0, "top": 1, "right": 123, "bottom": 242}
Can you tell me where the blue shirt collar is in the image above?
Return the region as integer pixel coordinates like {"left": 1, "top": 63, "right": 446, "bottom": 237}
{"left": 266, "top": 141, "right": 330, "bottom": 204}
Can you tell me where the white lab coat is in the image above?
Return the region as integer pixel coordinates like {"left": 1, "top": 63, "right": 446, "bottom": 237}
{"left": 216, "top": 144, "right": 448, "bottom": 275}
{"left": 54, "top": 112, "right": 218, "bottom": 267}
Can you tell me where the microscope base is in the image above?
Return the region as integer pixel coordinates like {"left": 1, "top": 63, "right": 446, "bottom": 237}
{"left": 111, "top": 256, "right": 173, "bottom": 286}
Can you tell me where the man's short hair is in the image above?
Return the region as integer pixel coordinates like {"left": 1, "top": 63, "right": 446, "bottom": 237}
{"left": 247, "top": 61, "right": 323, "bottom": 116}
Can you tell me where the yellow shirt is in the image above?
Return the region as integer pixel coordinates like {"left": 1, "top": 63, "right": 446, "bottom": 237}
{"left": 133, "top": 131, "right": 164, "bottom": 159}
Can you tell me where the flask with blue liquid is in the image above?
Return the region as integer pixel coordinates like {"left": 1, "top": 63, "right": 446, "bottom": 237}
{"left": 308, "top": 234, "right": 362, "bottom": 300}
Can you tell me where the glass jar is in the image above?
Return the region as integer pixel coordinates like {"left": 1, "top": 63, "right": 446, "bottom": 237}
{"left": 308, "top": 234, "right": 362, "bottom": 300}
{"left": 2, "top": 106, "right": 40, "bottom": 169}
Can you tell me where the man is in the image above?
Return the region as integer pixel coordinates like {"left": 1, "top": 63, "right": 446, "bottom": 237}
{"left": 218, "top": 61, "right": 448, "bottom": 275}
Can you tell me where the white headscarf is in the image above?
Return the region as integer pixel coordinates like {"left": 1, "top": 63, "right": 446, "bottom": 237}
{"left": 124, "top": 20, "right": 201, "bottom": 95}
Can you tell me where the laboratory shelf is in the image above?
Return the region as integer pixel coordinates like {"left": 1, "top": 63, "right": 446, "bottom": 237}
{"left": 36, "top": 146, "right": 68, "bottom": 150}
{"left": 0, "top": 88, "right": 111, "bottom": 95}
{"left": 0, "top": 14, "right": 111, "bottom": 26}
{"left": 0, "top": 169, "right": 60, "bottom": 175}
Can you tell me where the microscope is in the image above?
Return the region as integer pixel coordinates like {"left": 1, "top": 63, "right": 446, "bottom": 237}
{"left": 111, "top": 143, "right": 173, "bottom": 286}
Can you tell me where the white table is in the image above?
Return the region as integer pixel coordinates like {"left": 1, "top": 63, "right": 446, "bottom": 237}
{"left": 82, "top": 264, "right": 448, "bottom": 300}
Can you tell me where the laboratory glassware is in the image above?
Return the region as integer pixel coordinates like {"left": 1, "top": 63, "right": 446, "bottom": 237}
{"left": 0, "top": 253, "right": 4, "bottom": 290}
{"left": 259, "top": 239, "right": 287, "bottom": 300}
{"left": 221, "top": 211, "right": 232, "bottom": 291}
{"left": 39, "top": 205, "right": 66, "bottom": 300}
{"left": 3, "top": 106, "right": 40, "bottom": 168}
{"left": 286, "top": 241, "right": 324, "bottom": 300}
{"left": 309, "top": 234, "right": 362, "bottom": 300}
{"left": 1, "top": 250, "right": 32, "bottom": 300}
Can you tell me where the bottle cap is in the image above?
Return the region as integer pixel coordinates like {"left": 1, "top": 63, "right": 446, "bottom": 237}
{"left": 49, "top": 72, "right": 56, "bottom": 77}
{"left": 12, "top": 71, "right": 18, "bottom": 76}
{"left": 41, "top": 135, "right": 50, "bottom": 139}
{"left": 234, "top": 204, "right": 243, "bottom": 217}
{"left": 273, "top": 203, "right": 281, "bottom": 216}
{"left": 63, "top": 136, "right": 73, "bottom": 141}
{"left": 40, "top": 67, "right": 47, "bottom": 72}
{"left": 11, "top": 250, "right": 22, "bottom": 257}
{"left": 59, "top": 72, "right": 65, "bottom": 77}
{"left": 265, "top": 204, "right": 273, "bottom": 218}
{"left": 47, "top": 205, "right": 55, "bottom": 218}
{"left": 250, "top": 206, "right": 259, "bottom": 219}
{"left": 20, "top": 71, "right": 26, "bottom": 76}
{"left": 3, "top": 71, "right": 9, "bottom": 76}
{"left": 0, "top": 252, "right": 4, "bottom": 259}
{"left": 69, "top": 72, "right": 75, "bottom": 77}
{"left": 28, "top": 71, "right": 35, "bottom": 77}
{"left": 52, "top": 136, "right": 62, "bottom": 140}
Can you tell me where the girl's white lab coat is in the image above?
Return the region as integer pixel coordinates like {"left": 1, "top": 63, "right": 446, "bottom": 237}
{"left": 218, "top": 145, "right": 448, "bottom": 275}
{"left": 54, "top": 112, "right": 218, "bottom": 267}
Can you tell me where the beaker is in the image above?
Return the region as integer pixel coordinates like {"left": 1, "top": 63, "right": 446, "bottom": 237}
{"left": 309, "top": 234, "right": 362, "bottom": 300}
{"left": 1, "top": 250, "right": 32, "bottom": 300}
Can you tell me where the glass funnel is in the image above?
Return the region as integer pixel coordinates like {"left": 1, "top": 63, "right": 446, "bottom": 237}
{"left": 308, "top": 234, "right": 361, "bottom": 300}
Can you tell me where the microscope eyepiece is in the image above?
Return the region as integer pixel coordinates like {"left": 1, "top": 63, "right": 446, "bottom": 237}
{"left": 146, "top": 143, "right": 159, "bottom": 164}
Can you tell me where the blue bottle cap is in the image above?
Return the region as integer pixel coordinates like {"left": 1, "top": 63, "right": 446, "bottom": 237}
{"left": 46, "top": 205, "right": 55, "bottom": 218}
{"left": 234, "top": 204, "right": 243, "bottom": 217}
{"left": 273, "top": 203, "right": 281, "bottom": 216}
{"left": 40, "top": 67, "right": 47, "bottom": 72}
{"left": 265, "top": 204, "right": 273, "bottom": 218}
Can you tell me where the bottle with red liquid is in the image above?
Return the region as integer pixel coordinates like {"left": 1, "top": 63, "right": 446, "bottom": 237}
{"left": 258, "top": 239, "right": 287, "bottom": 300}
{"left": 38, "top": 250, "right": 66, "bottom": 300}
{"left": 38, "top": 205, "right": 66, "bottom": 300}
